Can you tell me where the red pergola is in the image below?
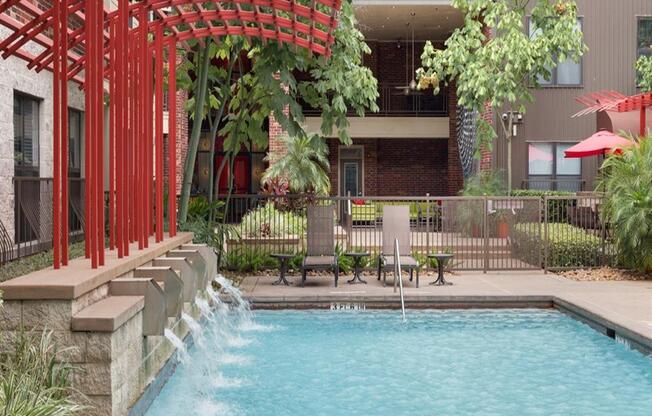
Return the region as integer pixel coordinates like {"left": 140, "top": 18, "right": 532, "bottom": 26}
{"left": 573, "top": 90, "right": 652, "bottom": 137}
{"left": 0, "top": 0, "right": 341, "bottom": 269}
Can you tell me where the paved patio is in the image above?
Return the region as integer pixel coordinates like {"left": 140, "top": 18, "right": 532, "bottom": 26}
{"left": 240, "top": 270, "right": 652, "bottom": 353}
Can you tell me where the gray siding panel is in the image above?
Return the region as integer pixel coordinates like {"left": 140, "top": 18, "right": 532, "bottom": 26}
{"left": 493, "top": 0, "right": 652, "bottom": 190}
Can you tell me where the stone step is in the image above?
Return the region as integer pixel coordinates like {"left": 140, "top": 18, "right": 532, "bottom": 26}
{"left": 110, "top": 278, "right": 165, "bottom": 336}
{"left": 181, "top": 244, "right": 217, "bottom": 281}
{"left": 133, "top": 266, "right": 183, "bottom": 318}
{"left": 166, "top": 249, "right": 208, "bottom": 289}
{"left": 151, "top": 257, "right": 198, "bottom": 302}
{"left": 72, "top": 296, "right": 144, "bottom": 332}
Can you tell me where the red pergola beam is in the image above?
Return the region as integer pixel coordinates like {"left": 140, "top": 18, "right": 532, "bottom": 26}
{"left": 0, "top": 0, "right": 341, "bottom": 269}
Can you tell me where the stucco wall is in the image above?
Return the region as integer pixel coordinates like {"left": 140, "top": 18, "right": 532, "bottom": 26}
{"left": 0, "top": 25, "right": 85, "bottom": 243}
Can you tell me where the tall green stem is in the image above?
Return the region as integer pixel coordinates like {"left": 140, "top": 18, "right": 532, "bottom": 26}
{"left": 178, "top": 42, "right": 211, "bottom": 223}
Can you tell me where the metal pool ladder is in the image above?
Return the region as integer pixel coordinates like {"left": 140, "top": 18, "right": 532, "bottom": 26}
{"left": 393, "top": 238, "right": 406, "bottom": 321}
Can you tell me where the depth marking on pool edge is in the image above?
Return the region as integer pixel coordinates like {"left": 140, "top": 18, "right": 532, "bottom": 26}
{"left": 330, "top": 302, "right": 366, "bottom": 311}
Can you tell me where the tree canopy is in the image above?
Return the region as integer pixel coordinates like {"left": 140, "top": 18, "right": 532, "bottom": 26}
{"left": 417, "top": 0, "right": 586, "bottom": 189}
{"left": 636, "top": 55, "right": 652, "bottom": 93}
{"left": 176, "top": 0, "right": 378, "bottom": 222}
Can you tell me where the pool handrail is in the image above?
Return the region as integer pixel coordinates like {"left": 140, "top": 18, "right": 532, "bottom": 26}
{"left": 394, "top": 238, "right": 406, "bottom": 321}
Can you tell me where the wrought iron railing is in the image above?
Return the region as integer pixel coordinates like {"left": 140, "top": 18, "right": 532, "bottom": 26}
{"left": 217, "top": 193, "right": 612, "bottom": 272}
{"left": 9, "top": 177, "right": 85, "bottom": 262}
{"left": 521, "top": 178, "right": 586, "bottom": 192}
{"left": 301, "top": 83, "right": 448, "bottom": 117}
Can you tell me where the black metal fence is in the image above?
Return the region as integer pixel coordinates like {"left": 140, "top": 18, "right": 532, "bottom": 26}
{"left": 219, "top": 194, "right": 614, "bottom": 272}
{"left": 4, "top": 177, "right": 85, "bottom": 263}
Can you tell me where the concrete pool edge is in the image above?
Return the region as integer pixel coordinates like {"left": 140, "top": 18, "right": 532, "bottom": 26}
{"left": 246, "top": 294, "right": 652, "bottom": 355}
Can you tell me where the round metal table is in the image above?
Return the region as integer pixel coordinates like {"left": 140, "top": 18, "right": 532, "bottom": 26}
{"left": 428, "top": 253, "right": 454, "bottom": 286}
{"left": 270, "top": 253, "right": 294, "bottom": 286}
{"left": 345, "top": 252, "right": 370, "bottom": 284}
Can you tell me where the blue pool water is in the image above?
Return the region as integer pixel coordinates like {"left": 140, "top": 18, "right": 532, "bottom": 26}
{"left": 145, "top": 309, "right": 652, "bottom": 415}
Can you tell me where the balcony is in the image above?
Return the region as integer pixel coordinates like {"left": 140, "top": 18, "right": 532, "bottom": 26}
{"left": 301, "top": 83, "right": 448, "bottom": 117}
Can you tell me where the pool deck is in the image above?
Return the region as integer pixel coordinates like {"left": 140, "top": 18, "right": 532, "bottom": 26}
{"left": 240, "top": 271, "right": 652, "bottom": 353}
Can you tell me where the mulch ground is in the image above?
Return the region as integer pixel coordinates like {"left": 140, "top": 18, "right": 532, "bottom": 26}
{"left": 557, "top": 267, "right": 651, "bottom": 282}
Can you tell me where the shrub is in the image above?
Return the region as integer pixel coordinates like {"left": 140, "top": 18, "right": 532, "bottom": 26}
{"left": 512, "top": 223, "right": 604, "bottom": 268}
{"left": 510, "top": 189, "right": 575, "bottom": 223}
{"left": 0, "top": 330, "right": 85, "bottom": 415}
{"left": 238, "top": 203, "right": 306, "bottom": 238}
{"left": 600, "top": 136, "right": 652, "bottom": 273}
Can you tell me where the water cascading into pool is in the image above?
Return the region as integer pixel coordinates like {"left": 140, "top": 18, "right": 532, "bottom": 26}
{"left": 195, "top": 297, "right": 214, "bottom": 322}
{"left": 182, "top": 312, "right": 204, "bottom": 346}
{"left": 163, "top": 328, "right": 189, "bottom": 362}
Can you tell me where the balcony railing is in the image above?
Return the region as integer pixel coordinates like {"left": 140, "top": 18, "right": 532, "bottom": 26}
{"left": 301, "top": 83, "right": 448, "bottom": 117}
{"left": 521, "top": 178, "right": 586, "bottom": 192}
{"left": 11, "top": 177, "right": 85, "bottom": 261}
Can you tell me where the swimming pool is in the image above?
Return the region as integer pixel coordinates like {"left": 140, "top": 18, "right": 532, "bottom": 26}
{"left": 145, "top": 309, "right": 652, "bottom": 415}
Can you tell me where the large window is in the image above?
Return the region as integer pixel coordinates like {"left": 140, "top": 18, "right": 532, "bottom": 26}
{"left": 529, "top": 18, "right": 583, "bottom": 86}
{"left": 527, "top": 142, "right": 582, "bottom": 191}
{"left": 637, "top": 17, "right": 652, "bottom": 85}
{"left": 69, "top": 109, "right": 83, "bottom": 173}
{"left": 13, "top": 92, "right": 40, "bottom": 175}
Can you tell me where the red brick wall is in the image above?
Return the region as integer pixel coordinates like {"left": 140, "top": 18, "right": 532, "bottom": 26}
{"left": 447, "top": 80, "right": 464, "bottom": 194}
{"left": 328, "top": 138, "right": 449, "bottom": 197}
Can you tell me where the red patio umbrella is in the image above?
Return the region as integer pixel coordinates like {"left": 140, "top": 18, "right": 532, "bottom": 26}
{"left": 564, "top": 130, "right": 634, "bottom": 158}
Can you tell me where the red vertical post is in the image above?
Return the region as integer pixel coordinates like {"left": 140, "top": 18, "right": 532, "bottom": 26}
{"left": 136, "top": 27, "right": 144, "bottom": 250}
{"left": 146, "top": 42, "right": 154, "bottom": 247}
{"left": 97, "top": 2, "right": 105, "bottom": 266}
{"left": 52, "top": 0, "right": 61, "bottom": 269}
{"left": 641, "top": 105, "right": 647, "bottom": 137}
{"left": 108, "top": 18, "right": 116, "bottom": 251}
{"left": 155, "top": 24, "right": 164, "bottom": 242}
{"left": 86, "top": 0, "right": 97, "bottom": 268}
{"left": 61, "top": 0, "right": 69, "bottom": 265}
{"left": 83, "top": 1, "right": 91, "bottom": 260}
{"left": 167, "top": 39, "right": 177, "bottom": 237}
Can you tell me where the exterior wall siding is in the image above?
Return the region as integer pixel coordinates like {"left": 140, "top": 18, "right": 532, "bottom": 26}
{"left": 494, "top": 0, "right": 652, "bottom": 190}
{"left": 0, "top": 25, "right": 85, "bottom": 244}
{"left": 327, "top": 138, "right": 449, "bottom": 197}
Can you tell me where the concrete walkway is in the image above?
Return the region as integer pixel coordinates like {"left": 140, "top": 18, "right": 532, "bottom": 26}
{"left": 240, "top": 270, "right": 652, "bottom": 353}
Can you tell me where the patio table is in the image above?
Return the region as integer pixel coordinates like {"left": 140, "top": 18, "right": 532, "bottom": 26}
{"left": 270, "top": 253, "right": 294, "bottom": 286}
{"left": 428, "top": 253, "right": 454, "bottom": 286}
{"left": 345, "top": 252, "right": 370, "bottom": 284}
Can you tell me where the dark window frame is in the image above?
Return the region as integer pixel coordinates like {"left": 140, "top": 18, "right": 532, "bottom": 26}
{"left": 636, "top": 16, "right": 652, "bottom": 87}
{"left": 526, "top": 141, "right": 583, "bottom": 191}
{"left": 527, "top": 17, "right": 584, "bottom": 88}
{"left": 13, "top": 91, "right": 41, "bottom": 176}
{"left": 68, "top": 108, "right": 84, "bottom": 175}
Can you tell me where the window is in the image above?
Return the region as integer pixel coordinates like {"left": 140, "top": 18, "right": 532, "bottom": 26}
{"left": 69, "top": 109, "right": 83, "bottom": 172}
{"left": 636, "top": 17, "right": 652, "bottom": 84}
{"left": 13, "top": 93, "right": 40, "bottom": 175}
{"left": 529, "top": 18, "right": 583, "bottom": 86}
{"left": 527, "top": 142, "right": 582, "bottom": 191}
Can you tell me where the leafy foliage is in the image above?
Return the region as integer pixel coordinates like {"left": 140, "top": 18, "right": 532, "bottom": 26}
{"left": 262, "top": 134, "right": 331, "bottom": 195}
{"left": 238, "top": 203, "right": 306, "bottom": 238}
{"left": 636, "top": 55, "right": 652, "bottom": 92}
{"left": 513, "top": 223, "right": 605, "bottom": 268}
{"left": 417, "top": 0, "right": 586, "bottom": 188}
{"left": 460, "top": 170, "right": 507, "bottom": 196}
{"left": 0, "top": 330, "right": 84, "bottom": 415}
{"left": 600, "top": 136, "right": 652, "bottom": 272}
{"left": 180, "top": 196, "right": 238, "bottom": 263}
{"left": 177, "top": 0, "right": 378, "bottom": 221}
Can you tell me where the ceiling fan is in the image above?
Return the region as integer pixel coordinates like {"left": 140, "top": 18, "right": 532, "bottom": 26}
{"left": 394, "top": 13, "right": 419, "bottom": 96}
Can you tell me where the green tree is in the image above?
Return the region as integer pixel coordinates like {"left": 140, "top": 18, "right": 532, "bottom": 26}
{"left": 176, "top": 0, "right": 378, "bottom": 223}
{"left": 417, "top": 0, "right": 586, "bottom": 191}
{"left": 263, "top": 134, "right": 331, "bottom": 195}
{"left": 600, "top": 135, "right": 652, "bottom": 273}
{"left": 636, "top": 55, "right": 652, "bottom": 92}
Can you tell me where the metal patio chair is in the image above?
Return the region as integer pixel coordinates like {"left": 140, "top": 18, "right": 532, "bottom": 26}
{"left": 301, "top": 204, "right": 339, "bottom": 287}
{"left": 378, "top": 205, "right": 420, "bottom": 287}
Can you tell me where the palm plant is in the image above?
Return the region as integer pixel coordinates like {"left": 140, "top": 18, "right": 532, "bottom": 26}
{"left": 262, "top": 134, "right": 330, "bottom": 195}
{"left": 599, "top": 135, "right": 652, "bottom": 273}
{"left": 0, "top": 330, "right": 85, "bottom": 415}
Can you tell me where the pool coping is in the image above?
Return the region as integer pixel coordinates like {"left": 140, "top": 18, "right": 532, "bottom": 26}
{"left": 130, "top": 293, "right": 652, "bottom": 416}
{"left": 246, "top": 294, "right": 652, "bottom": 355}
